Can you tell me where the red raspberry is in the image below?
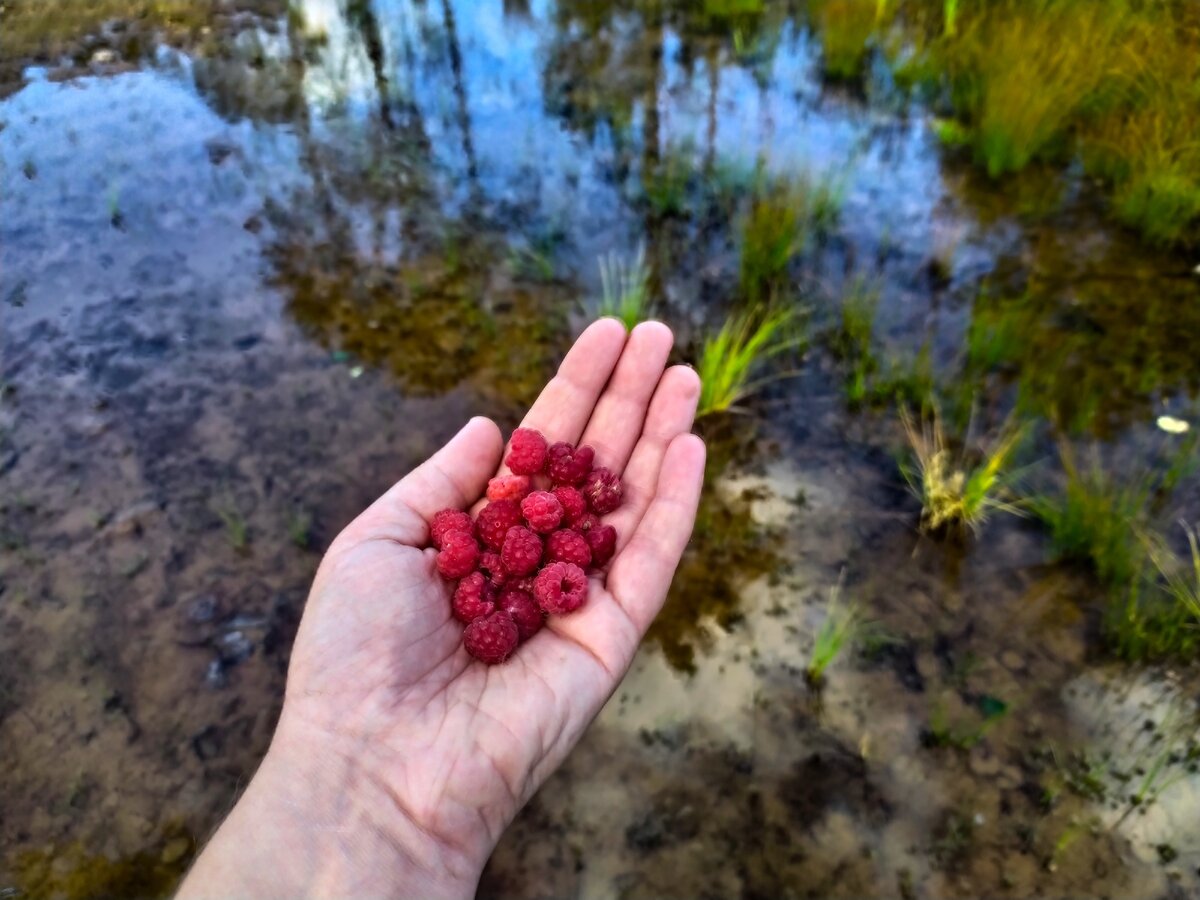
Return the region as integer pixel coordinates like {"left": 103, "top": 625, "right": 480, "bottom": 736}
{"left": 475, "top": 500, "right": 522, "bottom": 551}
{"left": 585, "top": 524, "right": 617, "bottom": 568}
{"left": 545, "top": 529, "right": 592, "bottom": 568}
{"left": 478, "top": 551, "right": 506, "bottom": 586}
{"left": 571, "top": 512, "right": 600, "bottom": 534}
{"left": 533, "top": 561, "right": 589, "bottom": 615}
{"left": 522, "top": 490, "right": 565, "bottom": 533}
{"left": 547, "top": 442, "right": 595, "bottom": 485}
{"left": 583, "top": 466, "right": 622, "bottom": 514}
{"left": 452, "top": 572, "right": 496, "bottom": 623}
{"left": 501, "top": 525, "right": 543, "bottom": 576}
{"left": 553, "top": 486, "right": 587, "bottom": 521}
{"left": 486, "top": 475, "right": 531, "bottom": 503}
{"left": 430, "top": 508, "right": 472, "bottom": 550}
{"left": 436, "top": 530, "right": 479, "bottom": 579}
{"left": 506, "top": 427, "right": 548, "bottom": 475}
{"left": 511, "top": 575, "right": 536, "bottom": 594}
{"left": 499, "top": 588, "right": 543, "bottom": 641}
{"left": 463, "top": 610, "right": 519, "bottom": 664}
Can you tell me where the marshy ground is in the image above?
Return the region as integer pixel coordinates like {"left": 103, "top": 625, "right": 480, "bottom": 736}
{"left": 2, "top": 1, "right": 1199, "bottom": 897}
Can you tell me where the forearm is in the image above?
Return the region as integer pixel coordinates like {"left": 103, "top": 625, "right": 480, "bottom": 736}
{"left": 177, "top": 722, "right": 482, "bottom": 900}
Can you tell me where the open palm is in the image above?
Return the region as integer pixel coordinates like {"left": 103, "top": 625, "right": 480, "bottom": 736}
{"left": 265, "top": 320, "right": 704, "bottom": 889}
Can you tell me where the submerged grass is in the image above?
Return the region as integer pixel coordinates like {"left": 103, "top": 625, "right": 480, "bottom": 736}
{"left": 830, "top": 277, "right": 879, "bottom": 406}
{"left": 739, "top": 171, "right": 843, "bottom": 303}
{"left": 812, "top": 0, "right": 879, "bottom": 82}
{"left": 1111, "top": 522, "right": 1200, "bottom": 662}
{"left": 1027, "top": 450, "right": 1150, "bottom": 588}
{"left": 901, "top": 410, "right": 1025, "bottom": 534}
{"left": 598, "top": 246, "right": 651, "bottom": 329}
{"left": 805, "top": 575, "right": 861, "bottom": 686}
{"left": 696, "top": 307, "right": 801, "bottom": 417}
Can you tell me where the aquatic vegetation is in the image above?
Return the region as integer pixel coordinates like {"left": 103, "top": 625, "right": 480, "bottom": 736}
{"left": 964, "top": 296, "right": 1022, "bottom": 375}
{"left": 1159, "top": 522, "right": 1200, "bottom": 621}
{"left": 1028, "top": 451, "right": 1149, "bottom": 588}
{"left": 1111, "top": 522, "right": 1200, "bottom": 662}
{"left": 12, "top": 836, "right": 194, "bottom": 900}
{"left": 900, "top": 411, "right": 1025, "bottom": 535}
{"left": 739, "top": 172, "right": 843, "bottom": 303}
{"left": 812, "top": 0, "right": 879, "bottom": 83}
{"left": 805, "top": 577, "right": 861, "bottom": 687}
{"left": 1083, "top": 54, "right": 1200, "bottom": 246}
{"left": 642, "top": 150, "right": 692, "bottom": 217}
{"left": 865, "top": 345, "right": 936, "bottom": 414}
{"left": 650, "top": 443, "right": 784, "bottom": 672}
{"left": 287, "top": 508, "right": 313, "bottom": 550}
{"left": 829, "top": 278, "right": 879, "bottom": 406}
{"left": 215, "top": 504, "right": 249, "bottom": 553}
{"left": 938, "top": 1, "right": 1127, "bottom": 177}
{"left": 696, "top": 307, "right": 802, "bottom": 417}
{"left": 598, "top": 246, "right": 651, "bottom": 329}
{"left": 924, "top": 694, "right": 1010, "bottom": 751}
{"left": 0, "top": 0, "right": 211, "bottom": 60}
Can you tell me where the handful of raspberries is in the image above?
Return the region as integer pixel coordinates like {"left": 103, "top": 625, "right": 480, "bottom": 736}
{"left": 430, "top": 427, "right": 623, "bottom": 665}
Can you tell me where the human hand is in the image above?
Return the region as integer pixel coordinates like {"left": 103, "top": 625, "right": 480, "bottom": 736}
{"left": 178, "top": 320, "right": 705, "bottom": 898}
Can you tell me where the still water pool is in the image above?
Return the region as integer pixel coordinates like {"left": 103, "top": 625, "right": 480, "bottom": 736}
{"left": 2, "top": 1, "right": 1198, "bottom": 897}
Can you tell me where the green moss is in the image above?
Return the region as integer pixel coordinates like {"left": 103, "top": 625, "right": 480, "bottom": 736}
{"left": 0, "top": 0, "right": 212, "bottom": 60}
{"left": 13, "top": 833, "right": 194, "bottom": 900}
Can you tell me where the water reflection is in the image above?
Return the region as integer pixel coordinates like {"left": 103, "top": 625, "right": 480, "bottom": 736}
{"left": 3, "top": 1, "right": 1200, "bottom": 897}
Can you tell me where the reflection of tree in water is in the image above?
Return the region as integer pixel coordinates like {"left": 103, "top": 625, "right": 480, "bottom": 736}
{"left": 178, "top": 0, "right": 572, "bottom": 405}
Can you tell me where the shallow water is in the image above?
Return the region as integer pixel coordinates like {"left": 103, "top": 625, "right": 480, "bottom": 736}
{"left": 2, "top": 1, "right": 1199, "bottom": 897}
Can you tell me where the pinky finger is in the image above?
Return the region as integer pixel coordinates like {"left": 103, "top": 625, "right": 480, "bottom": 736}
{"left": 606, "top": 433, "right": 706, "bottom": 632}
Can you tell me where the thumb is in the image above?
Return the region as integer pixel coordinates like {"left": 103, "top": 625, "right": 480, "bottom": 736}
{"left": 345, "top": 416, "right": 504, "bottom": 545}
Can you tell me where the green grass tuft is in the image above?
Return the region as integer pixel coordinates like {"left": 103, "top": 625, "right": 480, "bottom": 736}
{"left": 901, "top": 411, "right": 1025, "bottom": 535}
{"left": 806, "top": 576, "right": 861, "bottom": 687}
{"left": 1028, "top": 450, "right": 1149, "bottom": 588}
{"left": 739, "top": 172, "right": 843, "bottom": 303}
{"left": 696, "top": 307, "right": 802, "bottom": 417}
{"left": 598, "top": 246, "right": 651, "bottom": 329}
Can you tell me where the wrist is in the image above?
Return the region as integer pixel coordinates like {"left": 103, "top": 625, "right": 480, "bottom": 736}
{"left": 179, "top": 714, "right": 484, "bottom": 899}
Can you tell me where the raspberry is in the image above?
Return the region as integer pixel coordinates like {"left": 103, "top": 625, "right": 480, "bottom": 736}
{"left": 478, "top": 551, "right": 506, "bottom": 586}
{"left": 583, "top": 466, "right": 622, "bottom": 514}
{"left": 553, "top": 486, "right": 587, "bottom": 522}
{"left": 499, "top": 588, "right": 543, "bottom": 641}
{"left": 571, "top": 512, "right": 600, "bottom": 534}
{"left": 486, "top": 475, "right": 531, "bottom": 503}
{"left": 452, "top": 572, "right": 496, "bottom": 623}
{"left": 475, "top": 500, "right": 522, "bottom": 551}
{"left": 533, "top": 561, "right": 589, "bottom": 615}
{"left": 511, "top": 575, "right": 536, "bottom": 594}
{"left": 430, "top": 508, "right": 472, "bottom": 550}
{"left": 506, "top": 427, "right": 548, "bottom": 475}
{"left": 547, "top": 442, "right": 595, "bottom": 485}
{"left": 463, "top": 610, "right": 519, "bottom": 665}
{"left": 545, "top": 529, "right": 592, "bottom": 568}
{"left": 521, "top": 490, "right": 564, "bottom": 533}
{"left": 436, "top": 530, "right": 479, "bottom": 579}
{"left": 585, "top": 524, "right": 617, "bottom": 568}
{"left": 501, "top": 526, "right": 543, "bottom": 576}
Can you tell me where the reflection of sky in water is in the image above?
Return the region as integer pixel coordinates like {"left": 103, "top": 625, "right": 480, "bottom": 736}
{"left": 284, "top": 0, "right": 944, "bottom": 276}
